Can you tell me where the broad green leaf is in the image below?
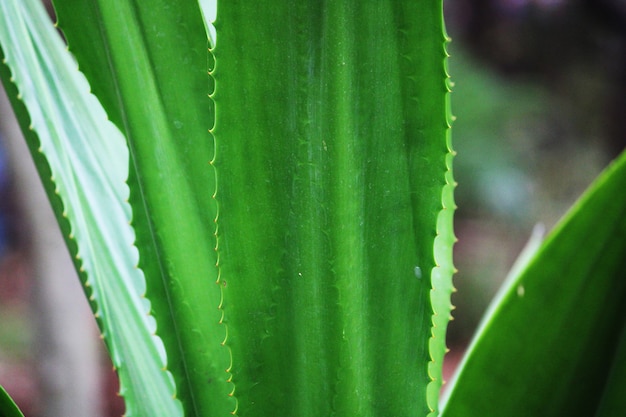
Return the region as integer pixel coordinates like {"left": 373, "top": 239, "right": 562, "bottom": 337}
{"left": 0, "top": 0, "right": 181, "bottom": 415}
{"left": 4, "top": 0, "right": 453, "bottom": 415}
{"left": 212, "top": 1, "right": 454, "bottom": 416}
{"left": 440, "top": 149, "right": 626, "bottom": 416}
{"left": 51, "top": 0, "right": 231, "bottom": 415}
{"left": 0, "top": 386, "right": 24, "bottom": 417}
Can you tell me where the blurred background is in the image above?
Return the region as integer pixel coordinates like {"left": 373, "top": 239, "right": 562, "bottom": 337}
{"left": 1, "top": 0, "right": 625, "bottom": 415}
{"left": 443, "top": 0, "right": 625, "bottom": 375}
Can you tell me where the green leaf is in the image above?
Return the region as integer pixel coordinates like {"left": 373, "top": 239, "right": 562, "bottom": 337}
{"left": 3, "top": 0, "right": 453, "bottom": 415}
{"left": 440, "top": 149, "right": 626, "bottom": 417}
{"left": 0, "top": 0, "right": 180, "bottom": 415}
{"left": 0, "top": 386, "right": 24, "bottom": 417}
{"left": 594, "top": 317, "right": 626, "bottom": 417}
{"left": 595, "top": 316, "right": 626, "bottom": 417}
{"left": 212, "top": 1, "right": 454, "bottom": 416}
{"left": 50, "top": 0, "right": 231, "bottom": 415}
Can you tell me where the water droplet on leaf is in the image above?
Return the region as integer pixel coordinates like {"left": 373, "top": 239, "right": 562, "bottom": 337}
{"left": 414, "top": 266, "right": 422, "bottom": 279}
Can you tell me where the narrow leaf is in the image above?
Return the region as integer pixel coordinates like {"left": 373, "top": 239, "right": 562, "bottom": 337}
{"left": 0, "top": 0, "right": 180, "bottom": 415}
{"left": 50, "top": 0, "right": 232, "bottom": 415}
{"left": 441, "top": 150, "right": 626, "bottom": 416}
{"left": 0, "top": 386, "right": 24, "bottom": 417}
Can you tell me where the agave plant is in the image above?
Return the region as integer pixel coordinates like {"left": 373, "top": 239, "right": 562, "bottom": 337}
{"left": 1, "top": 0, "right": 625, "bottom": 416}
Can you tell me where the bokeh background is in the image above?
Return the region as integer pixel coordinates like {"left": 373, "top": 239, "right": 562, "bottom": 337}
{"left": 1, "top": 0, "right": 625, "bottom": 415}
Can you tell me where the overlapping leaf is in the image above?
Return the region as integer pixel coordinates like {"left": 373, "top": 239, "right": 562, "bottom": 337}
{"left": 0, "top": 0, "right": 181, "bottom": 415}
{"left": 50, "top": 1, "right": 232, "bottom": 415}
{"left": 2, "top": 0, "right": 455, "bottom": 415}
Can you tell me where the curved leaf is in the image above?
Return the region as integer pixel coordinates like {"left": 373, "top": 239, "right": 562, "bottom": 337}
{"left": 441, "top": 149, "right": 626, "bottom": 416}
{"left": 0, "top": 0, "right": 180, "bottom": 415}
{"left": 50, "top": 0, "right": 232, "bottom": 415}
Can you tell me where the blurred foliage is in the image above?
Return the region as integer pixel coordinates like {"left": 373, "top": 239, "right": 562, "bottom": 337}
{"left": 0, "top": 141, "right": 9, "bottom": 257}
{"left": 444, "top": 0, "right": 623, "bottom": 345}
{"left": 451, "top": 49, "right": 547, "bottom": 224}
{"left": 0, "top": 309, "right": 32, "bottom": 361}
{"left": 450, "top": 47, "right": 610, "bottom": 224}
{"left": 447, "top": 41, "right": 613, "bottom": 343}
{"left": 446, "top": 0, "right": 626, "bottom": 154}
